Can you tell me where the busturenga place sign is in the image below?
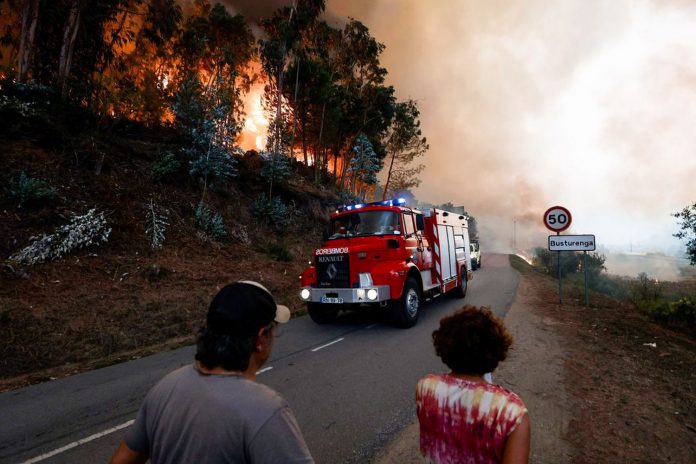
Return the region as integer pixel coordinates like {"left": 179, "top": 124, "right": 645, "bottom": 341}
{"left": 548, "top": 235, "right": 596, "bottom": 251}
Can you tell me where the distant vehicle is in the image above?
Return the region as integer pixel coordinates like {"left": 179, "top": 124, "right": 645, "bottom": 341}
{"left": 299, "top": 198, "right": 473, "bottom": 328}
{"left": 470, "top": 240, "right": 481, "bottom": 270}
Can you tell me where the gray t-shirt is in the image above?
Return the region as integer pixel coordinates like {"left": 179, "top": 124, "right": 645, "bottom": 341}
{"left": 125, "top": 364, "right": 314, "bottom": 463}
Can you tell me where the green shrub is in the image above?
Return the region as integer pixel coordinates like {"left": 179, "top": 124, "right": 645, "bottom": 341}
{"left": 669, "top": 297, "right": 695, "bottom": 328}
{"left": 251, "top": 196, "right": 290, "bottom": 231}
{"left": 0, "top": 94, "right": 37, "bottom": 118}
{"left": 260, "top": 152, "right": 291, "bottom": 196}
{"left": 195, "top": 202, "right": 226, "bottom": 239}
{"left": 640, "top": 300, "right": 671, "bottom": 323}
{"left": 152, "top": 150, "right": 186, "bottom": 183}
{"left": 9, "top": 208, "right": 111, "bottom": 265}
{"left": 630, "top": 272, "right": 662, "bottom": 303}
{"left": 640, "top": 297, "right": 695, "bottom": 328}
{"left": 144, "top": 199, "right": 168, "bottom": 249}
{"left": 588, "top": 274, "right": 631, "bottom": 300}
{"left": 7, "top": 171, "right": 56, "bottom": 208}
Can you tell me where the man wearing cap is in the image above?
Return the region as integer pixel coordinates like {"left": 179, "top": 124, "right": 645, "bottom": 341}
{"left": 110, "top": 281, "right": 314, "bottom": 464}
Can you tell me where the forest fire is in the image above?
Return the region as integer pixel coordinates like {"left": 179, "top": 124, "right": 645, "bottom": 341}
{"left": 239, "top": 84, "right": 268, "bottom": 151}
{"left": 0, "top": 0, "right": 428, "bottom": 203}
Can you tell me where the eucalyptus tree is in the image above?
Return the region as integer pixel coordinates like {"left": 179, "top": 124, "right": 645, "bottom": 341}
{"left": 259, "top": 0, "right": 325, "bottom": 155}
{"left": 177, "top": 1, "right": 255, "bottom": 129}
{"left": 674, "top": 202, "right": 696, "bottom": 265}
{"left": 170, "top": 2, "right": 255, "bottom": 201}
{"left": 282, "top": 20, "right": 339, "bottom": 170}
{"left": 333, "top": 19, "right": 395, "bottom": 189}
{"left": 107, "top": 0, "right": 183, "bottom": 125}
{"left": 16, "top": 0, "right": 40, "bottom": 82}
{"left": 382, "top": 99, "right": 428, "bottom": 199}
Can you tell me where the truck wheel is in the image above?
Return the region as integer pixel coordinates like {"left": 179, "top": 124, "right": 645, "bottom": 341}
{"left": 390, "top": 278, "right": 421, "bottom": 328}
{"left": 452, "top": 267, "right": 468, "bottom": 298}
{"left": 307, "top": 303, "right": 339, "bottom": 324}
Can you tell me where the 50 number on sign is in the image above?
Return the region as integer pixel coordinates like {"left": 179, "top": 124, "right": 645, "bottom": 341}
{"left": 543, "top": 206, "right": 572, "bottom": 232}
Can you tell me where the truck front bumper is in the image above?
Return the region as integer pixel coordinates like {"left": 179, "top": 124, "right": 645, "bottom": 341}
{"left": 299, "top": 286, "right": 391, "bottom": 304}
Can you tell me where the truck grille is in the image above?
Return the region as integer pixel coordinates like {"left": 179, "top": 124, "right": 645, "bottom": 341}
{"left": 316, "top": 254, "right": 350, "bottom": 288}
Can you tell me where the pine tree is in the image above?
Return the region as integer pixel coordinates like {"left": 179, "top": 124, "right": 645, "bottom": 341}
{"left": 347, "top": 133, "right": 380, "bottom": 200}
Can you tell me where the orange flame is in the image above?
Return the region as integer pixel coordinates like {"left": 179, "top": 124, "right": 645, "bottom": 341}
{"left": 239, "top": 83, "right": 268, "bottom": 151}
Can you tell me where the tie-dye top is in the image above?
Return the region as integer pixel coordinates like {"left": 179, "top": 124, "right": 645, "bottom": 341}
{"left": 416, "top": 374, "right": 527, "bottom": 464}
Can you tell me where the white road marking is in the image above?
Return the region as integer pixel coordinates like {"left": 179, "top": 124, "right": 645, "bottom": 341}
{"left": 311, "top": 337, "right": 345, "bottom": 352}
{"left": 365, "top": 324, "right": 377, "bottom": 329}
{"left": 22, "top": 365, "right": 277, "bottom": 463}
{"left": 22, "top": 339, "right": 329, "bottom": 463}
{"left": 22, "top": 419, "right": 135, "bottom": 464}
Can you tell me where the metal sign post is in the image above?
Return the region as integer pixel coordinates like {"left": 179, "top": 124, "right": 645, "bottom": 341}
{"left": 543, "top": 206, "right": 572, "bottom": 305}
{"left": 548, "top": 234, "right": 597, "bottom": 306}
{"left": 584, "top": 251, "right": 589, "bottom": 306}
{"left": 557, "top": 232, "right": 562, "bottom": 304}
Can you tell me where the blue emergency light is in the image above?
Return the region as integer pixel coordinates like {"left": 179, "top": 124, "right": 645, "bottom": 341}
{"left": 337, "top": 197, "right": 408, "bottom": 212}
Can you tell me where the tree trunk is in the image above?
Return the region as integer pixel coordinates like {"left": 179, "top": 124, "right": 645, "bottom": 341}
{"left": 275, "top": 60, "right": 285, "bottom": 154}
{"left": 333, "top": 144, "right": 339, "bottom": 182}
{"left": 58, "top": 0, "right": 84, "bottom": 97}
{"left": 17, "top": 0, "right": 40, "bottom": 82}
{"left": 302, "top": 119, "right": 308, "bottom": 167}
{"left": 382, "top": 151, "right": 397, "bottom": 200}
{"left": 315, "top": 100, "right": 327, "bottom": 183}
{"left": 340, "top": 151, "right": 351, "bottom": 191}
{"left": 291, "top": 56, "right": 301, "bottom": 162}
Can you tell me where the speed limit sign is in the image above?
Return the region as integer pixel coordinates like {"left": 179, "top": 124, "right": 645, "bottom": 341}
{"left": 543, "top": 206, "right": 572, "bottom": 232}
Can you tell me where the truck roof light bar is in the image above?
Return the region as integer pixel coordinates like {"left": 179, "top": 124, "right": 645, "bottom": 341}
{"left": 337, "top": 197, "right": 408, "bottom": 212}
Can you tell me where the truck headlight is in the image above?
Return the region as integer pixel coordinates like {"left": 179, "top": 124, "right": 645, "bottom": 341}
{"left": 367, "top": 289, "right": 378, "bottom": 301}
{"left": 300, "top": 288, "right": 311, "bottom": 301}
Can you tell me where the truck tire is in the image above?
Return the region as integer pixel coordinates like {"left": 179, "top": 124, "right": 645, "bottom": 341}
{"left": 307, "top": 303, "right": 339, "bottom": 324}
{"left": 452, "top": 267, "right": 468, "bottom": 298}
{"left": 390, "top": 277, "right": 421, "bottom": 328}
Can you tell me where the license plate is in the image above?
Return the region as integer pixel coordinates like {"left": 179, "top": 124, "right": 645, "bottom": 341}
{"left": 320, "top": 297, "right": 344, "bottom": 304}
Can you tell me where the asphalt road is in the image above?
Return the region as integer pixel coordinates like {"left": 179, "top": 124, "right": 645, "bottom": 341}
{"left": 0, "top": 253, "right": 518, "bottom": 464}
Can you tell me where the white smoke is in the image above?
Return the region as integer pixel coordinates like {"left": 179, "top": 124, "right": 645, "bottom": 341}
{"left": 328, "top": 0, "right": 696, "bottom": 278}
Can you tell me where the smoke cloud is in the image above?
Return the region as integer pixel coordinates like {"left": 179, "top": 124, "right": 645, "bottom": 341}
{"left": 222, "top": 0, "right": 695, "bottom": 276}
{"left": 327, "top": 0, "right": 696, "bottom": 275}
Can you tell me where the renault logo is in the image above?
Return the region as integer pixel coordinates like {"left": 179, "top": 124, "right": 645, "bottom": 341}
{"left": 326, "top": 263, "right": 338, "bottom": 279}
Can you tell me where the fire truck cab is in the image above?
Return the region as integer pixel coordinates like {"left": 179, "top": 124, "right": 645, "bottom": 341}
{"left": 299, "top": 198, "right": 473, "bottom": 327}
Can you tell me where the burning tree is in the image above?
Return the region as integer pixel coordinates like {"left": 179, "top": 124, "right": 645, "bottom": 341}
{"left": 0, "top": 0, "right": 426, "bottom": 208}
{"left": 259, "top": 0, "right": 326, "bottom": 156}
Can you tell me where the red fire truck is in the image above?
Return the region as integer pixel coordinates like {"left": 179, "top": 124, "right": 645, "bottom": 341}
{"left": 299, "top": 198, "right": 473, "bottom": 327}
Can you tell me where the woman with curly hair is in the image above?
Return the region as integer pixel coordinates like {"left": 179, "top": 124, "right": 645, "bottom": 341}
{"left": 416, "top": 305, "right": 530, "bottom": 464}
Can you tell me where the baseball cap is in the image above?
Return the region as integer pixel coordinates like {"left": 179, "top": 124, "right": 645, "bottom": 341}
{"left": 206, "top": 281, "right": 291, "bottom": 336}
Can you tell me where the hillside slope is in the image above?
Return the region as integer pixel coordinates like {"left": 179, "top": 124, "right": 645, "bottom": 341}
{"left": 0, "top": 113, "right": 339, "bottom": 388}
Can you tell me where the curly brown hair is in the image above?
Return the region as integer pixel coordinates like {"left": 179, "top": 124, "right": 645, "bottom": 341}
{"left": 432, "top": 305, "right": 512, "bottom": 375}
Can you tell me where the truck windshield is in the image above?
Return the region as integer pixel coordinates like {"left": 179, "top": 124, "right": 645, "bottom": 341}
{"left": 327, "top": 210, "right": 401, "bottom": 239}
